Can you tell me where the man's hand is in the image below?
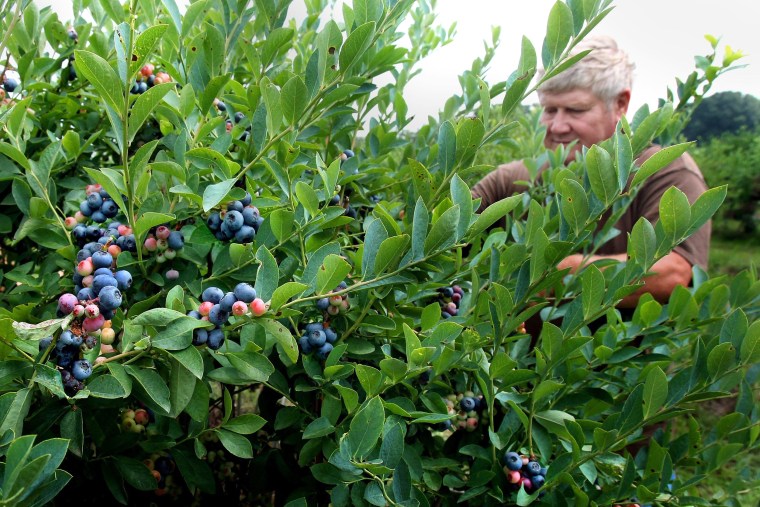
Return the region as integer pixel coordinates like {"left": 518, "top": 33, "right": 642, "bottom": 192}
{"left": 557, "top": 251, "right": 693, "bottom": 308}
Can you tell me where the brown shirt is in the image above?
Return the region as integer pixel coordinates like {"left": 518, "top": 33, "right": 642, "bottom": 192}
{"left": 471, "top": 146, "right": 711, "bottom": 269}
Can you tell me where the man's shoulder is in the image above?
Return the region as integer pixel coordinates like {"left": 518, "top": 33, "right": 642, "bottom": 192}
{"left": 492, "top": 160, "right": 531, "bottom": 180}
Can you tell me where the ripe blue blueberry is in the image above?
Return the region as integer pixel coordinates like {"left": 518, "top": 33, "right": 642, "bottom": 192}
{"left": 207, "top": 212, "right": 222, "bottom": 231}
{"left": 234, "top": 225, "right": 255, "bottom": 243}
{"left": 304, "top": 322, "right": 323, "bottom": 333}
{"left": 298, "top": 335, "right": 313, "bottom": 354}
{"left": 3, "top": 77, "right": 20, "bottom": 92}
{"left": 101, "top": 200, "right": 119, "bottom": 218}
{"left": 225, "top": 210, "right": 244, "bottom": 232}
{"left": 90, "top": 211, "right": 107, "bottom": 223}
{"left": 526, "top": 461, "right": 542, "bottom": 476}
{"left": 316, "top": 342, "right": 333, "bottom": 360}
{"left": 504, "top": 452, "right": 522, "bottom": 471}
{"left": 234, "top": 112, "right": 245, "bottom": 123}
{"left": 207, "top": 328, "right": 225, "bottom": 350}
{"left": 233, "top": 283, "right": 256, "bottom": 303}
{"left": 72, "top": 359, "right": 92, "bottom": 380}
{"left": 219, "top": 292, "right": 237, "bottom": 313}
{"left": 460, "top": 396, "right": 477, "bottom": 412}
{"left": 60, "top": 330, "right": 81, "bottom": 346}
{"left": 87, "top": 192, "right": 103, "bottom": 209}
{"left": 227, "top": 200, "right": 244, "bottom": 213}
{"left": 39, "top": 336, "right": 53, "bottom": 351}
{"left": 316, "top": 298, "right": 330, "bottom": 311}
{"left": 240, "top": 192, "right": 252, "bottom": 206}
{"left": 531, "top": 475, "right": 545, "bottom": 489}
{"left": 193, "top": 328, "right": 209, "bottom": 346}
{"left": 94, "top": 267, "right": 112, "bottom": 277}
{"left": 78, "top": 201, "right": 93, "bottom": 216}
{"left": 324, "top": 327, "right": 338, "bottom": 344}
{"left": 307, "top": 329, "right": 327, "bottom": 347}
{"left": 343, "top": 149, "right": 355, "bottom": 158}
{"left": 187, "top": 310, "right": 202, "bottom": 319}
{"left": 242, "top": 207, "right": 259, "bottom": 227}
{"left": 99, "top": 285, "right": 123, "bottom": 310}
{"left": 208, "top": 304, "right": 229, "bottom": 326}
{"left": 113, "top": 270, "right": 132, "bottom": 290}
{"left": 77, "top": 287, "right": 94, "bottom": 301}
{"left": 92, "top": 274, "right": 118, "bottom": 295}
{"left": 91, "top": 250, "right": 113, "bottom": 269}
{"left": 167, "top": 231, "right": 184, "bottom": 250}
{"left": 122, "top": 234, "right": 136, "bottom": 251}
{"left": 201, "top": 287, "right": 224, "bottom": 304}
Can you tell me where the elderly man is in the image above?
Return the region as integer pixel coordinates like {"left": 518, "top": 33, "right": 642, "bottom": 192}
{"left": 472, "top": 35, "right": 710, "bottom": 307}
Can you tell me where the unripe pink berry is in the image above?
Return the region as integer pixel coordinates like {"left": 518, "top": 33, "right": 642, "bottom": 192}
{"left": 82, "top": 275, "right": 93, "bottom": 288}
{"left": 73, "top": 304, "right": 86, "bottom": 317}
{"left": 100, "top": 327, "right": 116, "bottom": 345}
{"left": 77, "top": 259, "right": 94, "bottom": 276}
{"left": 108, "top": 244, "right": 122, "bottom": 257}
{"left": 100, "top": 343, "right": 115, "bottom": 354}
{"left": 232, "top": 300, "right": 248, "bottom": 316}
{"left": 155, "top": 225, "right": 170, "bottom": 240}
{"left": 83, "top": 314, "right": 105, "bottom": 332}
{"left": 134, "top": 408, "right": 150, "bottom": 425}
{"left": 85, "top": 184, "right": 102, "bottom": 195}
{"left": 143, "top": 236, "right": 157, "bottom": 252}
{"left": 521, "top": 477, "right": 532, "bottom": 490}
{"left": 198, "top": 301, "right": 214, "bottom": 316}
{"left": 84, "top": 304, "right": 100, "bottom": 318}
{"left": 117, "top": 225, "right": 131, "bottom": 236}
{"left": 466, "top": 417, "right": 478, "bottom": 430}
{"left": 329, "top": 295, "right": 343, "bottom": 306}
{"left": 249, "top": 298, "right": 267, "bottom": 317}
{"left": 74, "top": 211, "right": 87, "bottom": 223}
{"left": 327, "top": 305, "right": 340, "bottom": 316}
{"left": 165, "top": 269, "right": 179, "bottom": 280}
{"left": 507, "top": 470, "right": 521, "bottom": 484}
{"left": 95, "top": 355, "right": 108, "bottom": 365}
{"left": 65, "top": 216, "right": 78, "bottom": 229}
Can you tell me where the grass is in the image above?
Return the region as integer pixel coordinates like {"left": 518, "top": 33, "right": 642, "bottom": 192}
{"left": 709, "top": 236, "right": 760, "bottom": 277}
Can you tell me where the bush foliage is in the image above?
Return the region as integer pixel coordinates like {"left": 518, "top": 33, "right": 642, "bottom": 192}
{"left": 0, "top": 0, "right": 758, "bottom": 506}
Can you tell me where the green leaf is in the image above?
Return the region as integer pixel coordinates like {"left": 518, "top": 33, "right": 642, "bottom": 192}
{"left": 216, "top": 429, "right": 253, "bottom": 458}
{"left": 316, "top": 254, "right": 351, "bottom": 295}
{"left": 455, "top": 116, "right": 484, "bottom": 165}
{"left": 202, "top": 178, "right": 237, "bottom": 212}
{"left": 131, "top": 307, "right": 185, "bottom": 326}
{"left": 466, "top": 194, "right": 522, "bottom": 240}
{"left": 270, "top": 282, "right": 308, "bottom": 311}
{"left": 339, "top": 22, "right": 375, "bottom": 73}
{"left": 170, "top": 346, "right": 205, "bottom": 380}
{"left": 168, "top": 356, "right": 197, "bottom": 417}
{"left": 437, "top": 121, "right": 456, "bottom": 174}
{"left": 223, "top": 414, "right": 266, "bottom": 435}
{"left": 348, "top": 397, "right": 384, "bottom": 459}
{"left": 200, "top": 74, "right": 231, "bottom": 115}
{"left": 657, "top": 186, "right": 691, "bottom": 247}
{"left": 450, "top": 175, "right": 473, "bottom": 241}
{"left": 629, "top": 218, "right": 656, "bottom": 269}
{"left": 125, "top": 365, "right": 171, "bottom": 412}
{"left": 707, "top": 342, "right": 735, "bottom": 378}
{"left": 740, "top": 321, "right": 760, "bottom": 364}
{"left": 268, "top": 209, "right": 295, "bottom": 242}
{"left": 281, "top": 76, "right": 309, "bottom": 126}
{"left": 374, "top": 235, "right": 410, "bottom": 275}
{"left": 424, "top": 205, "right": 459, "bottom": 254}
{"left": 585, "top": 145, "right": 617, "bottom": 206}
{"left": 631, "top": 143, "right": 691, "bottom": 188}
{"left": 12, "top": 316, "right": 72, "bottom": 341}
{"left": 559, "top": 178, "right": 589, "bottom": 234}
{"left": 74, "top": 50, "right": 123, "bottom": 114}
{"left": 581, "top": 264, "right": 605, "bottom": 319}
{"left": 255, "top": 246, "right": 279, "bottom": 301}
{"left": 128, "top": 82, "right": 175, "bottom": 142}
{"left": 541, "top": 1, "right": 574, "bottom": 68}
{"left": 152, "top": 317, "right": 210, "bottom": 350}
{"left": 226, "top": 351, "right": 275, "bottom": 382}
{"left": 355, "top": 365, "right": 383, "bottom": 397}
{"left": 303, "top": 417, "right": 335, "bottom": 439}
{"left": 261, "top": 27, "right": 295, "bottom": 68}
{"left": 261, "top": 77, "right": 282, "bottom": 133}
{"left": 686, "top": 185, "right": 726, "bottom": 237}
{"left": 294, "top": 181, "right": 320, "bottom": 216}
{"left": 353, "top": 0, "right": 384, "bottom": 24}
{"left": 362, "top": 219, "right": 388, "bottom": 279}
{"left": 135, "top": 212, "right": 176, "bottom": 241}
{"left": 410, "top": 197, "right": 429, "bottom": 260}
{"left": 115, "top": 457, "right": 157, "bottom": 491}
{"left": 642, "top": 366, "right": 668, "bottom": 418}
{"left": 409, "top": 159, "right": 432, "bottom": 207}
{"left": 259, "top": 319, "right": 299, "bottom": 364}
{"left": 87, "top": 374, "right": 130, "bottom": 399}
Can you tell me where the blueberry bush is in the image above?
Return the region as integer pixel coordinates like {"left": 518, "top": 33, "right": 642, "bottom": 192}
{"left": 0, "top": 0, "right": 758, "bottom": 505}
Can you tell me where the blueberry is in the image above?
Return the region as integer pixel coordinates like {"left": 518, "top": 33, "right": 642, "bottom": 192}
{"left": 122, "top": 234, "right": 137, "bottom": 252}
{"left": 85, "top": 225, "right": 103, "bottom": 241}
{"left": 343, "top": 149, "right": 355, "bottom": 158}
{"left": 316, "top": 342, "right": 333, "bottom": 360}
{"left": 167, "top": 231, "right": 184, "bottom": 250}
{"left": 90, "top": 211, "right": 106, "bottom": 223}
{"left": 252, "top": 215, "right": 264, "bottom": 232}
{"left": 39, "top": 336, "right": 53, "bottom": 351}
{"left": 329, "top": 195, "right": 340, "bottom": 205}
{"left": 113, "top": 270, "right": 132, "bottom": 290}
{"left": 234, "top": 225, "right": 255, "bottom": 243}
{"left": 87, "top": 192, "right": 103, "bottom": 210}
{"left": 439, "top": 287, "right": 454, "bottom": 298}
{"left": 304, "top": 322, "right": 323, "bottom": 333}
{"left": 219, "top": 292, "right": 237, "bottom": 313}
{"left": 324, "top": 327, "right": 338, "bottom": 344}
{"left": 77, "top": 287, "right": 94, "bottom": 301}
{"left": 234, "top": 112, "right": 245, "bottom": 123}
{"left": 99, "top": 285, "right": 123, "bottom": 310}
{"left": 240, "top": 192, "right": 252, "bottom": 206}
{"left": 138, "top": 81, "right": 148, "bottom": 93}
{"left": 72, "top": 359, "right": 92, "bottom": 380}
{"left": 94, "top": 267, "right": 113, "bottom": 277}
{"left": 227, "top": 200, "right": 244, "bottom": 213}
{"left": 201, "top": 287, "right": 224, "bottom": 304}
{"left": 68, "top": 65, "right": 77, "bottom": 81}
{"left": 242, "top": 207, "right": 259, "bottom": 226}
{"left": 101, "top": 308, "right": 115, "bottom": 320}
{"left": 233, "top": 283, "right": 256, "bottom": 303}
{"left": 192, "top": 328, "right": 208, "bottom": 346}
{"left": 79, "top": 201, "right": 93, "bottom": 216}
{"left": 207, "top": 328, "right": 225, "bottom": 350}
{"left": 187, "top": 310, "right": 202, "bottom": 319}
{"left": 99, "top": 188, "right": 111, "bottom": 199}
{"left": 207, "top": 212, "right": 222, "bottom": 231}
{"left": 130, "top": 82, "right": 140, "bottom": 94}
{"left": 531, "top": 475, "right": 545, "bottom": 489}
{"left": 101, "top": 200, "right": 119, "bottom": 218}
{"left": 60, "top": 330, "right": 79, "bottom": 346}
{"left": 526, "top": 461, "right": 542, "bottom": 476}
{"left": 3, "top": 77, "right": 20, "bottom": 92}
{"left": 224, "top": 210, "right": 244, "bottom": 232}
{"left": 75, "top": 249, "right": 90, "bottom": 262}
{"left": 108, "top": 221, "right": 121, "bottom": 230}
{"left": 92, "top": 274, "right": 118, "bottom": 295}
{"left": 316, "top": 298, "right": 329, "bottom": 311}
{"left": 307, "top": 329, "right": 326, "bottom": 347}
{"left": 208, "top": 305, "right": 229, "bottom": 326}
{"left": 460, "top": 396, "right": 477, "bottom": 412}
{"left": 298, "top": 335, "right": 313, "bottom": 354}
{"left": 504, "top": 452, "right": 522, "bottom": 471}
{"left": 216, "top": 100, "right": 227, "bottom": 112}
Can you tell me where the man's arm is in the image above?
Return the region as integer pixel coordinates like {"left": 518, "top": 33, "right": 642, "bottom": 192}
{"left": 557, "top": 250, "right": 692, "bottom": 308}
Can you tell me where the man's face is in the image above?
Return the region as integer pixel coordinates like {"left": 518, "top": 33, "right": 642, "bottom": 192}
{"left": 539, "top": 88, "right": 629, "bottom": 160}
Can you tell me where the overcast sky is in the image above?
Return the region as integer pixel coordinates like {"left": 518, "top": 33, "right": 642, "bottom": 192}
{"left": 38, "top": 0, "right": 758, "bottom": 128}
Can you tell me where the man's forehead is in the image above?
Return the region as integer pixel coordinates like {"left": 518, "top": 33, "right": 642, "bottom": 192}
{"left": 538, "top": 89, "right": 600, "bottom": 107}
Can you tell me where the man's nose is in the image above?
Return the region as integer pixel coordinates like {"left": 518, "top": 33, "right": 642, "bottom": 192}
{"left": 548, "top": 111, "right": 571, "bottom": 133}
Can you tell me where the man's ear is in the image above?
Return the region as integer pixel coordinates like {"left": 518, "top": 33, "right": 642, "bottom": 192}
{"left": 615, "top": 89, "right": 631, "bottom": 116}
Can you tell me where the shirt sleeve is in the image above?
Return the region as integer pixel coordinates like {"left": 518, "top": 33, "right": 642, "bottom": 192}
{"left": 471, "top": 161, "right": 532, "bottom": 213}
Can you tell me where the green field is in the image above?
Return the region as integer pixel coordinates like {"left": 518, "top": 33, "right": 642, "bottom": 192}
{"left": 709, "top": 236, "right": 760, "bottom": 276}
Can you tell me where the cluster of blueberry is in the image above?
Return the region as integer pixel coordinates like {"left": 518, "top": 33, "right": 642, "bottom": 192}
{"left": 206, "top": 192, "right": 263, "bottom": 243}
{"left": 438, "top": 284, "right": 464, "bottom": 319}
{"left": 503, "top": 451, "right": 547, "bottom": 494}
{"left": 225, "top": 110, "right": 251, "bottom": 141}
{"left": 315, "top": 281, "right": 350, "bottom": 317}
{"left": 67, "top": 184, "right": 139, "bottom": 253}
{"left": 297, "top": 322, "right": 338, "bottom": 360}
{"left": 187, "top": 283, "right": 267, "bottom": 350}
{"left": 130, "top": 64, "right": 171, "bottom": 94}
{"left": 39, "top": 330, "right": 94, "bottom": 396}
{"left": 143, "top": 453, "right": 177, "bottom": 497}
{"left": 142, "top": 225, "right": 185, "bottom": 271}
{"left": 441, "top": 392, "right": 487, "bottom": 432}
{"left": 120, "top": 407, "right": 151, "bottom": 434}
